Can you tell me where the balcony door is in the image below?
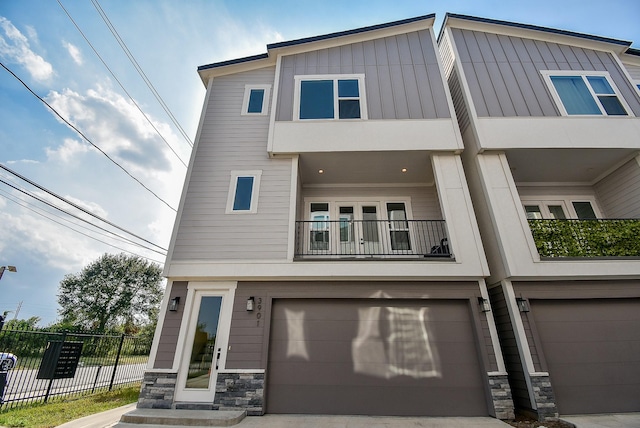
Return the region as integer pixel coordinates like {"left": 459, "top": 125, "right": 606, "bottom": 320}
{"left": 336, "top": 203, "right": 381, "bottom": 255}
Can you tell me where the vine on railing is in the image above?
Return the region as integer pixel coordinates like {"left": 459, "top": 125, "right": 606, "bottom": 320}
{"left": 528, "top": 219, "right": 640, "bottom": 258}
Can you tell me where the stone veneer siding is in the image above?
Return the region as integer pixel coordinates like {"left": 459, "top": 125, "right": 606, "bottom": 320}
{"left": 530, "top": 373, "right": 558, "bottom": 420}
{"left": 488, "top": 373, "right": 515, "bottom": 420}
{"left": 137, "top": 371, "right": 177, "bottom": 409}
{"left": 213, "top": 371, "right": 264, "bottom": 416}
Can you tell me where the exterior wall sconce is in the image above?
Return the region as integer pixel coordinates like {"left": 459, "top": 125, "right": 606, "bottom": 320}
{"left": 516, "top": 297, "right": 530, "bottom": 313}
{"left": 168, "top": 297, "right": 180, "bottom": 312}
{"left": 478, "top": 297, "right": 491, "bottom": 312}
{"left": 246, "top": 297, "right": 255, "bottom": 312}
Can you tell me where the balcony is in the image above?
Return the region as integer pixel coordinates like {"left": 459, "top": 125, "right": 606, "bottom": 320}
{"left": 295, "top": 220, "right": 452, "bottom": 259}
{"left": 528, "top": 219, "right": 640, "bottom": 258}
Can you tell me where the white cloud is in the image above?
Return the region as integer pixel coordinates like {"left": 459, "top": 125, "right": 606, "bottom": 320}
{"left": 63, "top": 41, "right": 83, "bottom": 65}
{"left": 0, "top": 16, "right": 53, "bottom": 81}
{"left": 46, "top": 138, "right": 89, "bottom": 163}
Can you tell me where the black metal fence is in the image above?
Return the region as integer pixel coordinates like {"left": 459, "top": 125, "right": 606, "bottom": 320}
{"left": 295, "top": 219, "right": 451, "bottom": 258}
{"left": 0, "top": 326, "right": 151, "bottom": 410}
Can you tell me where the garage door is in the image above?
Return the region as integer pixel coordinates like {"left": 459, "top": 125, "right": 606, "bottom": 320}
{"left": 267, "top": 299, "right": 487, "bottom": 416}
{"left": 531, "top": 299, "right": 640, "bottom": 414}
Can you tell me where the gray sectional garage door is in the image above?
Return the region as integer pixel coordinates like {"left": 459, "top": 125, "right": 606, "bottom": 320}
{"left": 531, "top": 299, "right": 640, "bottom": 414}
{"left": 266, "top": 299, "right": 487, "bottom": 416}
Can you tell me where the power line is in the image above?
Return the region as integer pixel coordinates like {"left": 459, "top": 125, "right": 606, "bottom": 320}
{"left": 91, "top": 0, "right": 194, "bottom": 148}
{"left": 56, "top": 0, "right": 189, "bottom": 168}
{"left": 0, "top": 190, "right": 165, "bottom": 264}
{"left": 0, "top": 177, "right": 166, "bottom": 256}
{"left": 0, "top": 61, "right": 177, "bottom": 212}
{"left": 0, "top": 164, "right": 167, "bottom": 252}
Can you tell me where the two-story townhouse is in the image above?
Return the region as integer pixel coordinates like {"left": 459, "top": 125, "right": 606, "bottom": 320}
{"left": 439, "top": 14, "right": 640, "bottom": 420}
{"left": 139, "top": 15, "right": 513, "bottom": 419}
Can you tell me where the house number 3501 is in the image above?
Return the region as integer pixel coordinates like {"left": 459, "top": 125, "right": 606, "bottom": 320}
{"left": 256, "top": 297, "right": 263, "bottom": 326}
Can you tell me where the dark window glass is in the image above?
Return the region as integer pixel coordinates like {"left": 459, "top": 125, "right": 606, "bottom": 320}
{"left": 598, "top": 96, "right": 627, "bottom": 115}
{"left": 247, "top": 89, "right": 265, "bottom": 113}
{"left": 233, "top": 177, "right": 254, "bottom": 211}
{"left": 300, "top": 80, "right": 333, "bottom": 119}
{"left": 339, "top": 100, "right": 361, "bottom": 119}
{"left": 573, "top": 202, "right": 597, "bottom": 219}
{"left": 338, "top": 79, "right": 359, "bottom": 97}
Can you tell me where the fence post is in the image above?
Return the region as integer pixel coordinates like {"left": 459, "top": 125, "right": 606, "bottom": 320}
{"left": 109, "top": 334, "right": 126, "bottom": 391}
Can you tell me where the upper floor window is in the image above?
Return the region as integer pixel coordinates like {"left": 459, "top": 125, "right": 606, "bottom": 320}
{"left": 226, "top": 170, "right": 262, "bottom": 213}
{"left": 522, "top": 198, "right": 600, "bottom": 220}
{"left": 541, "top": 71, "right": 632, "bottom": 116}
{"left": 294, "top": 75, "right": 367, "bottom": 120}
{"left": 242, "top": 85, "right": 271, "bottom": 115}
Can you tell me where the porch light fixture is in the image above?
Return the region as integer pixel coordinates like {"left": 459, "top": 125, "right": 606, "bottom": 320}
{"left": 401, "top": 168, "right": 407, "bottom": 173}
{"left": 246, "top": 296, "right": 255, "bottom": 312}
{"left": 168, "top": 297, "right": 180, "bottom": 312}
{"left": 478, "top": 297, "right": 491, "bottom": 312}
{"left": 318, "top": 169, "right": 324, "bottom": 174}
{"left": 516, "top": 297, "right": 530, "bottom": 313}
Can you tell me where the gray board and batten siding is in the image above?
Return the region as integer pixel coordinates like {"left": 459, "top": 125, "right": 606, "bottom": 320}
{"left": 153, "top": 281, "right": 188, "bottom": 369}
{"left": 451, "top": 28, "right": 640, "bottom": 117}
{"left": 170, "top": 67, "right": 293, "bottom": 261}
{"left": 275, "top": 30, "right": 452, "bottom": 121}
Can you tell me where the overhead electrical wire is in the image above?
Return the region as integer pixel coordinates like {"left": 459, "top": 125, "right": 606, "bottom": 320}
{"left": 0, "top": 163, "right": 167, "bottom": 252}
{"left": 90, "top": 0, "right": 194, "bottom": 148}
{"left": 0, "top": 176, "right": 167, "bottom": 256}
{"left": 55, "top": 0, "right": 189, "bottom": 168}
{"left": 0, "top": 190, "right": 165, "bottom": 264}
{"left": 0, "top": 61, "right": 177, "bottom": 213}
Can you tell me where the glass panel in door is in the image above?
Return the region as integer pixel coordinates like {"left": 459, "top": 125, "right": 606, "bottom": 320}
{"left": 387, "top": 203, "right": 411, "bottom": 252}
{"left": 360, "top": 205, "right": 381, "bottom": 255}
{"left": 185, "top": 296, "right": 222, "bottom": 389}
{"left": 339, "top": 206, "right": 356, "bottom": 254}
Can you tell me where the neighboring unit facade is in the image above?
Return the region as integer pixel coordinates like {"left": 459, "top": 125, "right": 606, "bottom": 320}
{"left": 439, "top": 14, "right": 640, "bottom": 419}
{"left": 141, "top": 15, "right": 514, "bottom": 418}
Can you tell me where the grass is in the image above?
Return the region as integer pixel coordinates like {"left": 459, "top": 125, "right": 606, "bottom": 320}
{"left": 0, "top": 384, "right": 139, "bottom": 428}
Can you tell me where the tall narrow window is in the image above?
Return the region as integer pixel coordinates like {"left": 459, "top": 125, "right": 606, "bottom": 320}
{"left": 226, "top": 171, "right": 262, "bottom": 213}
{"left": 310, "top": 203, "right": 330, "bottom": 251}
{"left": 387, "top": 203, "right": 411, "bottom": 251}
{"left": 241, "top": 85, "right": 271, "bottom": 115}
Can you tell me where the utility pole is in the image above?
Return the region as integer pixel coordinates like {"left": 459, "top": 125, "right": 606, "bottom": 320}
{"left": 13, "top": 301, "right": 22, "bottom": 320}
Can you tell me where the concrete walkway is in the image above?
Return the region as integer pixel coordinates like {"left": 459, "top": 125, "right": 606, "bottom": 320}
{"left": 56, "top": 403, "right": 137, "bottom": 428}
{"left": 562, "top": 413, "right": 640, "bottom": 428}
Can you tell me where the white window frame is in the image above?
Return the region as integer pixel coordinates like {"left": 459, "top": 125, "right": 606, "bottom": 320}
{"left": 293, "top": 74, "right": 368, "bottom": 121}
{"left": 241, "top": 84, "right": 271, "bottom": 115}
{"left": 521, "top": 195, "right": 603, "bottom": 219}
{"left": 541, "top": 70, "right": 634, "bottom": 117}
{"left": 225, "top": 170, "right": 262, "bottom": 214}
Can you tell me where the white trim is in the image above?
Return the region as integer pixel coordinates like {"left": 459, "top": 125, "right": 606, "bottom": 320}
{"left": 267, "top": 55, "right": 282, "bottom": 154}
{"left": 241, "top": 84, "right": 271, "bottom": 115}
{"left": 520, "top": 195, "right": 603, "bottom": 219}
{"left": 225, "top": 170, "right": 263, "bottom": 214}
{"left": 540, "top": 70, "right": 635, "bottom": 117}
{"left": 293, "top": 74, "right": 368, "bottom": 121}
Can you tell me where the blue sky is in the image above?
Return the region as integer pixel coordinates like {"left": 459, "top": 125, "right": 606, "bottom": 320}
{"left": 1, "top": 0, "right": 639, "bottom": 326}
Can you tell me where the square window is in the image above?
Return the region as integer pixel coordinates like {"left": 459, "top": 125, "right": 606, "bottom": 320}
{"left": 295, "top": 75, "right": 366, "bottom": 120}
{"left": 226, "top": 171, "right": 262, "bottom": 213}
{"left": 242, "top": 85, "right": 270, "bottom": 115}
{"left": 543, "top": 71, "right": 631, "bottom": 116}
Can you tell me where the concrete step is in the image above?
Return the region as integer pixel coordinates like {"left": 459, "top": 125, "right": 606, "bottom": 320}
{"left": 117, "top": 409, "right": 246, "bottom": 427}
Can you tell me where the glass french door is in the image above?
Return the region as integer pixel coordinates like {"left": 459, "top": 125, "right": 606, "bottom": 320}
{"left": 175, "top": 288, "right": 233, "bottom": 402}
{"left": 336, "top": 203, "right": 381, "bottom": 255}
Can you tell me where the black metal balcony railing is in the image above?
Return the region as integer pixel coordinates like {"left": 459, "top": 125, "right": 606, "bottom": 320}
{"left": 528, "top": 218, "right": 640, "bottom": 258}
{"left": 295, "top": 220, "right": 451, "bottom": 258}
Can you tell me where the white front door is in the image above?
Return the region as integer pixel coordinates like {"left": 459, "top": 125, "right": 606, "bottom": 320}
{"left": 175, "top": 285, "right": 234, "bottom": 402}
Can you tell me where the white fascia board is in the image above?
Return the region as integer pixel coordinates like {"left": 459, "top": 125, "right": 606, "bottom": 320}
{"left": 164, "top": 259, "right": 488, "bottom": 281}
{"left": 444, "top": 17, "right": 629, "bottom": 56}
{"left": 198, "top": 58, "right": 276, "bottom": 84}
{"left": 476, "top": 117, "right": 640, "bottom": 150}
{"left": 516, "top": 258, "right": 640, "bottom": 280}
{"left": 267, "top": 18, "right": 435, "bottom": 58}
{"left": 271, "top": 119, "right": 462, "bottom": 154}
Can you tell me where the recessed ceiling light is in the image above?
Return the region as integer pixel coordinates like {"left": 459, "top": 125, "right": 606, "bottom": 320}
{"left": 401, "top": 168, "right": 407, "bottom": 173}
{"left": 318, "top": 169, "right": 324, "bottom": 174}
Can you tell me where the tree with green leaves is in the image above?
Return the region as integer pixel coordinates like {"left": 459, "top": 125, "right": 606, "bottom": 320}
{"left": 57, "top": 253, "right": 164, "bottom": 332}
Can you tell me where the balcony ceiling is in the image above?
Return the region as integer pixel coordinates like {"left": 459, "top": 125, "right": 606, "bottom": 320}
{"left": 506, "top": 148, "right": 638, "bottom": 184}
{"left": 298, "top": 151, "right": 434, "bottom": 185}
